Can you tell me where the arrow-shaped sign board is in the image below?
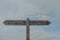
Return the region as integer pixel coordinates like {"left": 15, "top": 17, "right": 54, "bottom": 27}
{"left": 3, "top": 20, "right": 50, "bottom": 25}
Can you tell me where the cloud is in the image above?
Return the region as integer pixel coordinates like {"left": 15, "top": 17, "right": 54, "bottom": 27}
{"left": 0, "top": 0, "right": 49, "bottom": 20}
{"left": 30, "top": 29, "right": 60, "bottom": 40}
{"left": 0, "top": 0, "right": 60, "bottom": 20}
{"left": 0, "top": 0, "right": 60, "bottom": 17}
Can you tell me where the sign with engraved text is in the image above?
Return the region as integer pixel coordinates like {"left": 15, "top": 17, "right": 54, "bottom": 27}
{"left": 4, "top": 20, "right": 50, "bottom": 25}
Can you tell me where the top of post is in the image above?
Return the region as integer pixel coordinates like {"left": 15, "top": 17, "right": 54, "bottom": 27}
{"left": 27, "top": 18, "right": 29, "bottom": 20}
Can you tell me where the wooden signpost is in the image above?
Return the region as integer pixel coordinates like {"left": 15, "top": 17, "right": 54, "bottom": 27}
{"left": 3, "top": 18, "right": 50, "bottom": 40}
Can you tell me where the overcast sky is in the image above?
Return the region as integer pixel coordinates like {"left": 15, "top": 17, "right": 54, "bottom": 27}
{"left": 0, "top": 0, "right": 60, "bottom": 40}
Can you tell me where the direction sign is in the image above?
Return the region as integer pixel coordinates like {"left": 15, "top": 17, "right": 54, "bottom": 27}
{"left": 3, "top": 20, "right": 50, "bottom": 25}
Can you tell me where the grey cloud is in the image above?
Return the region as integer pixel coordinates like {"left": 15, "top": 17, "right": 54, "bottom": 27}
{"left": 30, "top": 29, "right": 60, "bottom": 40}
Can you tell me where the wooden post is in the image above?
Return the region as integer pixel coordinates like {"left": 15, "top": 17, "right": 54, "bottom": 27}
{"left": 26, "top": 18, "right": 30, "bottom": 40}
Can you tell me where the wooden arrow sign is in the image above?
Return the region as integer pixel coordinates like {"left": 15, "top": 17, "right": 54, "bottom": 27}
{"left": 3, "top": 20, "right": 50, "bottom": 25}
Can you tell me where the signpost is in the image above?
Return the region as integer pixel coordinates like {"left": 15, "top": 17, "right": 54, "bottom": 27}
{"left": 3, "top": 18, "right": 50, "bottom": 40}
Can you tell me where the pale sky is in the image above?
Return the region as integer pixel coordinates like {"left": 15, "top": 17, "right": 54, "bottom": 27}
{"left": 0, "top": 0, "right": 60, "bottom": 40}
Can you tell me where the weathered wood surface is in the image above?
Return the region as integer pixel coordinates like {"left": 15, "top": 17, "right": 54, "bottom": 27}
{"left": 3, "top": 20, "right": 50, "bottom": 25}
